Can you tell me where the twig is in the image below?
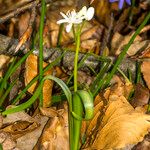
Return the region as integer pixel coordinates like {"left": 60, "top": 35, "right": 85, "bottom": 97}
{"left": 0, "top": 34, "right": 137, "bottom": 75}
{"left": 0, "top": 1, "right": 38, "bottom": 24}
{"left": 0, "top": 0, "right": 55, "bottom": 24}
{"left": 15, "top": 7, "right": 36, "bottom": 53}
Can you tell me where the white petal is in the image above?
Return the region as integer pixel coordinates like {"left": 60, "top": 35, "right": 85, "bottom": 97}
{"left": 86, "top": 7, "right": 94, "bottom": 20}
{"left": 57, "top": 19, "right": 68, "bottom": 24}
{"left": 77, "top": 6, "right": 87, "bottom": 18}
{"left": 66, "top": 23, "right": 72, "bottom": 32}
{"left": 60, "top": 12, "right": 69, "bottom": 20}
{"left": 71, "top": 10, "right": 77, "bottom": 17}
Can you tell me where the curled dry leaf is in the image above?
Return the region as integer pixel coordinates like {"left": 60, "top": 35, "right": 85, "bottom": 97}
{"left": 33, "top": 103, "right": 69, "bottom": 150}
{"left": 83, "top": 82, "right": 150, "bottom": 150}
{"left": 16, "top": 115, "right": 49, "bottom": 150}
{"left": 25, "top": 54, "right": 53, "bottom": 107}
{"left": 1, "top": 110, "right": 39, "bottom": 140}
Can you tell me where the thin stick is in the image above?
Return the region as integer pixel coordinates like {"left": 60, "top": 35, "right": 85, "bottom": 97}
{"left": 0, "top": 0, "right": 55, "bottom": 24}
{"left": 0, "top": 1, "right": 38, "bottom": 24}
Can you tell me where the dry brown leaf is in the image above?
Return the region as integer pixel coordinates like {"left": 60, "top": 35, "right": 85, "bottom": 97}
{"left": 0, "top": 131, "right": 16, "bottom": 150}
{"left": 18, "top": 11, "right": 30, "bottom": 37}
{"left": 25, "top": 54, "right": 53, "bottom": 107}
{"left": 33, "top": 103, "right": 69, "bottom": 150}
{"left": 90, "top": 0, "right": 111, "bottom": 27}
{"left": 83, "top": 83, "right": 150, "bottom": 150}
{"left": 1, "top": 110, "right": 39, "bottom": 140}
{"left": 0, "top": 55, "right": 11, "bottom": 77}
{"left": 16, "top": 115, "right": 49, "bottom": 150}
{"left": 140, "top": 47, "right": 150, "bottom": 58}
{"left": 141, "top": 61, "right": 150, "bottom": 90}
{"left": 111, "top": 32, "right": 142, "bottom": 55}
{"left": 1, "top": 110, "right": 49, "bottom": 150}
{"left": 131, "top": 83, "right": 149, "bottom": 108}
{"left": 140, "top": 47, "right": 150, "bottom": 90}
{"left": 127, "top": 40, "right": 150, "bottom": 56}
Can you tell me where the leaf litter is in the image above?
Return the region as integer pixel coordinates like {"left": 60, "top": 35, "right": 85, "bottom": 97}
{"left": 0, "top": 0, "right": 150, "bottom": 150}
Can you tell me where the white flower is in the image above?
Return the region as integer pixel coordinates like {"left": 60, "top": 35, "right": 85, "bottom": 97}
{"left": 57, "top": 6, "right": 95, "bottom": 33}
{"left": 57, "top": 10, "right": 83, "bottom": 32}
{"left": 77, "top": 6, "right": 95, "bottom": 21}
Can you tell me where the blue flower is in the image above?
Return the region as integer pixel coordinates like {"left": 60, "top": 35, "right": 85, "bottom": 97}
{"left": 109, "top": 0, "right": 131, "bottom": 9}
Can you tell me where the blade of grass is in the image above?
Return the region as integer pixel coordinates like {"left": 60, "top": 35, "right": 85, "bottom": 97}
{"left": 127, "top": 68, "right": 132, "bottom": 82}
{"left": 67, "top": 53, "right": 90, "bottom": 85}
{"left": 57, "top": 24, "right": 64, "bottom": 47}
{"left": 11, "top": 52, "right": 65, "bottom": 104}
{"left": 39, "top": 0, "right": 46, "bottom": 107}
{"left": 0, "top": 78, "right": 18, "bottom": 106}
{"left": 2, "top": 75, "right": 72, "bottom": 115}
{"left": 103, "top": 12, "right": 150, "bottom": 89}
{"left": 0, "top": 57, "right": 17, "bottom": 97}
{"left": 2, "top": 74, "right": 74, "bottom": 150}
{"left": 0, "top": 49, "right": 34, "bottom": 105}
{"left": 135, "top": 61, "right": 141, "bottom": 84}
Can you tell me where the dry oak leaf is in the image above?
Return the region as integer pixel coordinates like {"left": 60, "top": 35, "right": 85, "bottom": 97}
{"left": 25, "top": 54, "right": 53, "bottom": 107}
{"left": 85, "top": 88, "right": 150, "bottom": 150}
{"left": 141, "top": 48, "right": 150, "bottom": 90}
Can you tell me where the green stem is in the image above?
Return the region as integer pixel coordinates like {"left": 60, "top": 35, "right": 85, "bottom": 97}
{"left": 39, "top": 0, "right": 46, "bottom": 107}
{"left": 135, "top": 61, "right": 141, "bottom": 84}
{"left": 74, "top": 26, "right": 81, "bottom": 92}
{"left": 104, "top": 12, "right": 150, "bottom": 88}
{"left": 57, "top": 24, "right": 64, "bottom": 47}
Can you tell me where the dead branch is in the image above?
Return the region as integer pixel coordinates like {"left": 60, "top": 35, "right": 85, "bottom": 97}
{"left": 0, "top": 34, "right": 136, "bottom": 75}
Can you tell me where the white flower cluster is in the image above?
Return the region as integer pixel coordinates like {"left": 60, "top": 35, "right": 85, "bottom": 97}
{"left": 57, "top": 6, "right": 95, "bottom": 32}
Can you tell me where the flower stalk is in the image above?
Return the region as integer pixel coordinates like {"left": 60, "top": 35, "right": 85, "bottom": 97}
{"left": 57, "top": 6, "right": 94, "bottom": 150}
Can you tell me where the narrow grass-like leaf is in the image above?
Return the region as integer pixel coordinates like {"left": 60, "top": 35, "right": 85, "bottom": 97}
{"left": 0, "top": 78, "right": 18, "bottom": 106}
{"left": 11, "top": 53, "right": 64, "bottom": 104}
{"left": 103, "top": 12, "right": 150, "bottom": 89}
{"left": 39, "top": 0, "right": 46, "bottom": 107}
{"left": 0, "top": 57, "right": 17, "bottom": 97}
{"left": 135, "top": 61, "right": 141, "bottom": 84}
{"left": 2, "top": 75, "right": 72, "bottom": 114}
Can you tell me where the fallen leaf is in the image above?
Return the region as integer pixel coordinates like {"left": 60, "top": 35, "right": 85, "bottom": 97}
{"left": 2, "top": 110, "right": 39, "bottom": 139}
{"left": 141, "top": 61, "right": 150, "bottom": 90}
{"left": 131, "top": 83, "right": 149, "bottom": 108}
{"left": 0, "top": 55, "right": 11, "bottom": 77}
{"left": 25, "top": 54, "right": 53, "bottom": 107}
{"left": 111, "top": 32, "right": 142, "bottom": 55}
{"left": 16, "top": 115, "right": 49, "bottom": 150}
{"left": 83, "top": 83, "right": 150, "bottom": 150}
{"left": 33, "top": 103, "right": 69, "bottom": 150}
{"left": 0, "top": 131, "right": 16, "bottom": 150}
